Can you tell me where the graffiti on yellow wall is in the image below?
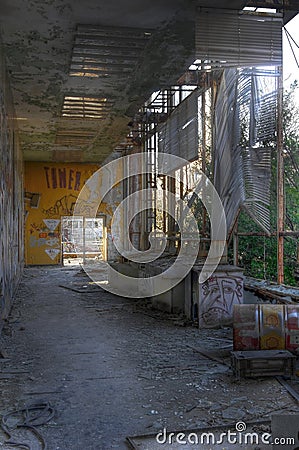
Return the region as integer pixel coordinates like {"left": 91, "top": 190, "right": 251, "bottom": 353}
{"left": 25, "top": 162, "right": 100, "bottom": 265}
{"left": 42, "top": 194, "right": 78, "bottom": 217}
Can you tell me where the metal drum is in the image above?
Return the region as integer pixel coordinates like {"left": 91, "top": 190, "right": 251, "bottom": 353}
{"left": 233, "top": 304, "right": 260, "bottom": 351}
{"left": 259, "top": 304, "right": 285, "bottom": 350}
{"left": 285, "top": 305, "right": 299, "bottom": 354}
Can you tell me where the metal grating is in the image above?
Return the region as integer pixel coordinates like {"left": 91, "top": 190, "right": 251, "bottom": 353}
{"left": 196, "top": 9, "right": 283, "bottom": 68}
{"left": 61, "top": 95, "right": 113, "bottom": 119}
{"left": 70, "top": 24, "right": 152, "bottom": 78}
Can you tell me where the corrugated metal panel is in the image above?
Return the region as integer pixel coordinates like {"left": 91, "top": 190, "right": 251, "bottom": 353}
{"left": 242, "top": 146, "right": 272, "bottom": 233}
{"left": 239, "top": 68, "right": 278, "bottom": 145}
{"left": 213, "top": 69, "right": 244, "bottom": 237}
{"left": 238, "top": 68, "right": 276, "bottom": 233}
{"left": 157, "top": 89, "right": 199, "bottom": 162}
{"left": 196, "top": 9, "right": 282, "bottom": 68}
{"left": 256, "top": 91, "right": 277, "bottom": 141}
{"left": 213, "top": 67, "right": 275, "bottom": 236}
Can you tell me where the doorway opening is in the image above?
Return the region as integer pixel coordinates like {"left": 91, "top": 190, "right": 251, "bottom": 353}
{"left": 61, "top": 216, "right": 105, "bottom": 266}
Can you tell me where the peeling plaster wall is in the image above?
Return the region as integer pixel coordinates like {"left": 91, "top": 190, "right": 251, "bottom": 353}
{"left": 0, "top": 37, "right": 24, "bottom": 328}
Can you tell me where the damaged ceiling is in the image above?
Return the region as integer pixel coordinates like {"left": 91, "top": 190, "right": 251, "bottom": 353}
{"left": 0, "top": 0, "right": 297, "bottom": 163}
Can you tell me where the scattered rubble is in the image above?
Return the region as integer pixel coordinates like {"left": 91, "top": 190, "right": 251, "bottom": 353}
{"left": 0, "top": 266, "right": 298, "bottom": 449}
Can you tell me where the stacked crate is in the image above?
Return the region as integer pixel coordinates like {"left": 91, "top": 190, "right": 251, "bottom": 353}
{"left": 231, "top": 349, "right": 296, "bottom": 379}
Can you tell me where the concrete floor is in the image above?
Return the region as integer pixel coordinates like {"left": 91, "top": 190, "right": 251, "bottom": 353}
{"left": 0, "top": 266, "right": 298, "bottom": 450}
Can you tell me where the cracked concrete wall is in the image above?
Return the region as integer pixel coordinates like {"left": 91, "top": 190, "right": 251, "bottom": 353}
{"left": 0, "top": 36, "right": 24, "bottom": 329}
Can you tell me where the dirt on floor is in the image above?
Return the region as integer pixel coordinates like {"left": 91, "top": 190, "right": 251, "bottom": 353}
{"left": 0, "top": 266, "right": 298, "bottom": 450}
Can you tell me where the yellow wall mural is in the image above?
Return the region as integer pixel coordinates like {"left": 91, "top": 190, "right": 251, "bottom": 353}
{"left": 25, "top": 162, "right": 100, "bottom": 265}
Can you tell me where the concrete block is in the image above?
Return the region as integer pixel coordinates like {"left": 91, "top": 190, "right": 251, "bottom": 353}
{"left": 271, "top": 414, "right": 299, "bottom": 449}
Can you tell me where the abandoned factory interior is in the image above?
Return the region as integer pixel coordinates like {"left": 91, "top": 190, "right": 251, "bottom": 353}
{"left": 0, "top": 0, "right": 299, "bottom": 448}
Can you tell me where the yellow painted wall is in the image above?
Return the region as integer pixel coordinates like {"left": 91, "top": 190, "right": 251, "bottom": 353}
{"left": 25, "top": 162, "right": 100, "bottom": 265}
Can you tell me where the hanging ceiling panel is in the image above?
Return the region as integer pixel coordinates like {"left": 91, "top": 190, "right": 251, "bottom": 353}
{"left": 196, "top": 9, "right": 283, "bottom": 68}
{"left": 158, "top": 89, "right": 199, "bottom": 162}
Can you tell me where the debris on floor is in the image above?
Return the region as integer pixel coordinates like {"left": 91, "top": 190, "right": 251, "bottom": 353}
{"left": 1, "top": 401, "right": 55, "bottom": 450}
{"left": 0, "top": 266, "right": 298, "bottom": 449}
{"left": 127, "top": 420, "right": 273, "bottom": 450}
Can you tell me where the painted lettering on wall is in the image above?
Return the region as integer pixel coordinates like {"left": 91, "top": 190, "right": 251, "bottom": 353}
{"left": 44, "top": 167, "right": 81, "bottom": 191}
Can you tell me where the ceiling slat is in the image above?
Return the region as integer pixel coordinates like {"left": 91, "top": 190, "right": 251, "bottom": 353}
{"left": 69, "top": 24, "right": 152, "bottom": 79}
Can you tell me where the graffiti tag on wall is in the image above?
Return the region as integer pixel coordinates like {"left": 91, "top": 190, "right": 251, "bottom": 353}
{"left": 42, "top": 194, "right": 77, "bottom": 217}
{"left": 199, "top": 274, "right": 243, "bottom": 328}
